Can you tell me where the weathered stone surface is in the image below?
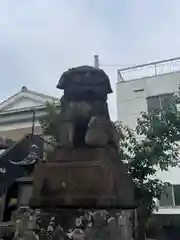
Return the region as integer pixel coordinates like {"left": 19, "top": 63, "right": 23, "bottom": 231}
{"left": 57, "top": 65, "right": 112, "bottom": 98}
{"left": 30, "top": 148, "right": 136, "bottom": 210}
{"left": 17, "top": 209, "right": 134, "bottom": 240}
{"left": 28, "top": 66, "right": 137, "bottom": 239}
{"left": 0, "top": 207, "right": 135, "bottom": 240}
{"left": 56, "top": 66, "right": 117, "bottom": 149}
{"left": 58, "top": 100, "right": 115, "bottom": 149}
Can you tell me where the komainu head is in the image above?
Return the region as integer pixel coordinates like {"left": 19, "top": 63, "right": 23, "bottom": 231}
{"left": 57, "top": 65, "right": 112, "bottom": 101}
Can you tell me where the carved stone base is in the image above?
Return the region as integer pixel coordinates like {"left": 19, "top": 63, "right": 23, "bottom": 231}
{"left": 30, "top": 148, "right": 136, "bottom": 210}
{"left": 33, "top": 209, "right": 134, "bottom": 240}
{"left": 6, "top": 207, "right": 135, "bottom": 240}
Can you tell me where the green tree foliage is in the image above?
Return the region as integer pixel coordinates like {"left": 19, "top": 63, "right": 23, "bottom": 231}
{"left": 116, "top": 96, "right": 180, "bottom": 209}
{"left": 115, "top": 96, "right": 180, "bottom": 239}
{"left": 40, "top": 101, "right": 61, "bottom": 143}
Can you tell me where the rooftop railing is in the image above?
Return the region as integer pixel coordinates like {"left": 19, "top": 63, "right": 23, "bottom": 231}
{"left": 117, "top": 57, "right": 180, "bottom": 82}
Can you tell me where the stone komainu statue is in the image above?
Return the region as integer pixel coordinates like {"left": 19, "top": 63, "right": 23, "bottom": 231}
{"left": 56, "top": 66, "right": 117, "bottom": 148}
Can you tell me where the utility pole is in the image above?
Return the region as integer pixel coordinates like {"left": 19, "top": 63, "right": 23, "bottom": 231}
{"left": 94, "top": 55, "right": 100, "bottom": 68}
{"left": 31, "top": 108, "right": 36, "bottom": 136}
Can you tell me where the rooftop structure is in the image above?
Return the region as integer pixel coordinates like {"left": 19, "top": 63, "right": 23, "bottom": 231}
{"left": 117, "top": 56, "right": 180, "bottom": 82}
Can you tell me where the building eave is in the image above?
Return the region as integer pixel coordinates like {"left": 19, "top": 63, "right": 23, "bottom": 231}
{"left": 0, "top": 102, "right": 60, "bottom": 116}
{"left": 0, "top": 103, "right": 60, "bottom": 126}
{"left": 0, "top": 87, "right": 59, "bottom": 110}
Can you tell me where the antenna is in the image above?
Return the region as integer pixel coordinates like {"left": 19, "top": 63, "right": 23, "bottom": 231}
{"left": 94, "top": 55, "right": 100, "bottom": 68}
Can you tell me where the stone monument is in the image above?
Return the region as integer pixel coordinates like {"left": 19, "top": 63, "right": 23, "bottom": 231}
{"left": 29, "top": 66, "right": 137, "bottom": 239}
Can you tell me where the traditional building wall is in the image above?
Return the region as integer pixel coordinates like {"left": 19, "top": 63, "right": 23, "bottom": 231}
{"left": 0, "top": 86, "right": 60, "bottom": 141}
{"left": 0, "top": 126, "right": 42, "bottom": 141}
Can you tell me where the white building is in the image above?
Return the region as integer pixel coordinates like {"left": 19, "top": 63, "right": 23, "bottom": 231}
{"left": 0, "top": 86, "right": 60, "bottom": 141}
{"left": 116, "top": 57, "right": 180, "bottom": 216}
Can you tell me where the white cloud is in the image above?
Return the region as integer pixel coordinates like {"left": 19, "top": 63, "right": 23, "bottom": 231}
{"left": 1, "top": 0, "right": 180, "bottom": 120}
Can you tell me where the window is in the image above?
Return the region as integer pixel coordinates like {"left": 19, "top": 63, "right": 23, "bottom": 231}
{"left": 159, "top": 185, "right": 173, "bottom": 207}
{"left": 146, "top": 93, "right": 173, "bottom": 113}
{"left": 174, "top": 185, "right": 180, "bottom": 206}
{"left": 159, "top": 184, "right": 180, "bottom": 207}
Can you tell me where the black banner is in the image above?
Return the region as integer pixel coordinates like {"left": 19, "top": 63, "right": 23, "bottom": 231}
{"left": 0, "top": 134, "right": 44, "bottom": 196}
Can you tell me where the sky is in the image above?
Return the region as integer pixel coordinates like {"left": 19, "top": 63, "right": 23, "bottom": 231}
{"left": 1, "top": 0, "right": 180, "bottom": 120}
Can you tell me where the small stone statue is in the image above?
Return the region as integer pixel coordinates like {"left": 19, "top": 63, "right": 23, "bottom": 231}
{"left": 85, "top": 211, "right": 109, "bottom": 240}
{"left": 13, "top": 209, "right": 40, "bottom": 240}
{"left": 56, "top": 66, "right": 117, "bottom": 149}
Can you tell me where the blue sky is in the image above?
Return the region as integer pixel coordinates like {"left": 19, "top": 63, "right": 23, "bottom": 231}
{"left": 1, "top": 0, "right": 180, "bottom": 119}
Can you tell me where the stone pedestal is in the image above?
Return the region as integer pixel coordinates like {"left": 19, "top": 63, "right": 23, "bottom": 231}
{"left": 28, "top": 147, "right": 136, "bottom": 239}
{"left": 30, "top": 148, "right": 136, "bottom": 210}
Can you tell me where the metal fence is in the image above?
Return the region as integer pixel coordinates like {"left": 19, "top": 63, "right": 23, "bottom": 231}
{"left": 117, "top": 57, "right": 180, "bottom": 82}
